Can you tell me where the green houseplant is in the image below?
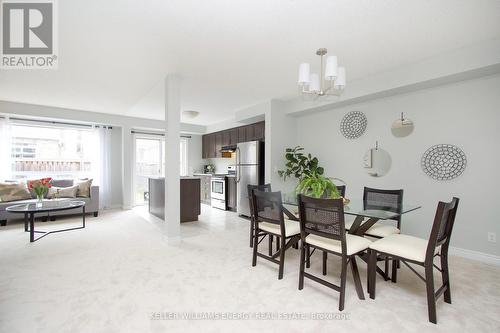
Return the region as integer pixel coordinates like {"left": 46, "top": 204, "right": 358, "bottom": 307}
{"left": 278, "top": 146, "right": 341, "bottom": 199}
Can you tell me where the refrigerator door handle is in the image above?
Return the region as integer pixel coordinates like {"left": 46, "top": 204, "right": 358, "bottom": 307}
{"left": 236, "top": 147, "right": 241, "bottom": 183}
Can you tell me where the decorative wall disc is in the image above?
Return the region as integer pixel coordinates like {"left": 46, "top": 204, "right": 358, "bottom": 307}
{"left": 340, "top": 111, "right": 367, "bottom": 139}
{"left": 421, "top": 144, "right": 467, "bottom": 180}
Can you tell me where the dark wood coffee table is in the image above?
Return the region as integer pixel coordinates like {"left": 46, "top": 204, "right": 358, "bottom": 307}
{"left": 6, "top": 200, "right": 86, "bottom": 242}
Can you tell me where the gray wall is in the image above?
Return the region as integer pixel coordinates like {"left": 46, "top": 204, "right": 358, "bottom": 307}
{"left": 294, "top": 74, "right": 500, "bottom": 256}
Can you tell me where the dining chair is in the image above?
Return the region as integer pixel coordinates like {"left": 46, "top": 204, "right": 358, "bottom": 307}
{"left": 297, "top": 194, "right": 371, "bottom": 311}
{"left": 368, "top": 197, "right": 460, "bottom": 324}
{"left": 317, "top": 185, "right": 346, "bottom": 274}
{"left": 247, "top": 183, "right": 272, "bottom": 248}
{"left": 345, "top": 187, "right": 404, "bottom": 281}
{"left": 250, "top": 190, "right": 301, "bottom": 279}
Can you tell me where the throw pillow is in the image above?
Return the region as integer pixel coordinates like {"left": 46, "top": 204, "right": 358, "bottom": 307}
{"left": 0, "top": 182, "right": 32, "bottom": 202}
{"left": 76, "top": 179, "right": 93, "bottom": 197}
{"left": 47, "top": 185, "right": 79, "bottom": 199}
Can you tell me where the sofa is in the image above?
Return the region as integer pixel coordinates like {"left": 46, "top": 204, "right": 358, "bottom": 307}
{"left": 0, "top": 179, "right": 99, "bottom": 226}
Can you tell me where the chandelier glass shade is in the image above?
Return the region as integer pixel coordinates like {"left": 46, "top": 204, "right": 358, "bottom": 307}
{"left": 298, "top": 48, "right": 346, "bottom": 97}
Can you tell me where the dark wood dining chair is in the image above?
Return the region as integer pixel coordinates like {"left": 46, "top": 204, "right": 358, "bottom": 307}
{"left": 297, "top": 194, "right": 371, "bottom": 311}
{"left": 345, "top": 187, "right": 404, "bottom": 281}
{"left": 250, "top": 190, "right": 301, "bottom": 279}
{"left": 317, "top": 185, "right": 346, "bottom": 274}
{"left": 368, "top": 197, "right": 460, "bottom": 324}
{"left": 247, "top": 183, "right": 272, "bottom": 248}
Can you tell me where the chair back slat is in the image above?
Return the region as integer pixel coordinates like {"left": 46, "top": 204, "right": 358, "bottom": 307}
{"left": 363, "top": 187, "right": 403, "bottom": 228}
{"left": 426, "top": 197, "right": 460, "bottom": 259}
{"left": 252, "top": 190, "right": 283, "bottom": 225}
{"left": 247, "top": 184, "right": 272, "bottom": 221}
{"left": 298, "top": 194, "right": 346, "bottom": 243}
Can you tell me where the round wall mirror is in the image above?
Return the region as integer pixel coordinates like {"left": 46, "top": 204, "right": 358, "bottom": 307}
{"left": 363, "top": 145, "right": 392, "bottom": 177}
{"left": 391, "top": 113, "right": 414, "bottom": 138}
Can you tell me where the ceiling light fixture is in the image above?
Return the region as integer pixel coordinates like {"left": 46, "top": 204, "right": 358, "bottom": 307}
{"left": 298, "top": 48, "right": 346, "bottom": 97}
{"left": 182, "top": 110, "right": 200, "bottom": 119}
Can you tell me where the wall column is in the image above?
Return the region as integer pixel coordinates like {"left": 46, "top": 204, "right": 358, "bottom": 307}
{"left": 121, "top": 125, "right": 133, "bottom": 209}
{"left": 164, "top": 75, "right": 181, "bottom": 237}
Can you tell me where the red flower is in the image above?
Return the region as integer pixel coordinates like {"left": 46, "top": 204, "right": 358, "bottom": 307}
{"left": 28, "top": 181, "right": 34, "bottom": 189}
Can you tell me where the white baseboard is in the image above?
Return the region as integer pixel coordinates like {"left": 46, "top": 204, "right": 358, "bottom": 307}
{"left": 450, "top": 246, "right": 500, "bottom": 266}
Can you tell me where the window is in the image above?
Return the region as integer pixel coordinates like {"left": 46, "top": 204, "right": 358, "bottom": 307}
{"left": 9, "top": 123, "right": 99, "bottom": 181}
{"left": 133, "top": 135, "right": 190, "bottom": 206}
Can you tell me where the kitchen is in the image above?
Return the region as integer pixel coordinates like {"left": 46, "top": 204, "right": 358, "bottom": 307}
{"left": 195, "top": 121, "right": 265, "bottom": 217}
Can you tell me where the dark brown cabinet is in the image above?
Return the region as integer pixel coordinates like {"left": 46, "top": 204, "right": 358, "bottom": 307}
{"left": 202, "top": 121, "right": 265, "bottom": 159}
{"left": 227, "top": 176, "right": 237, "bottom": 211}
{"left": 215, "top": 132, "right": 223, "bottom": 158}
{"left": 238, "top": 126, "right": 246, "bottom": 143}
{"left": 229, "top": 128, "right": 238, "bottom": 145}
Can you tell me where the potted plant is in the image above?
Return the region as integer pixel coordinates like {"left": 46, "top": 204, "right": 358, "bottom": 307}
{"left": 278, "top": 146, "right": 343, "bottom": 199}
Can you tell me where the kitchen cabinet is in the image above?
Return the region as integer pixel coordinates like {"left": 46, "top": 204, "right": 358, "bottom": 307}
{"left": 253, "top": 121, "right": 265, "bottom": 140}
{"left": 229, "top": 128, "right": 238, "bottom": 145}
{"left": 199, "top": 175, "right": 211, "bottom": 205}
{"left": 215, "top": 132, "right": 223, "bottom": 158}
{"left": 226, "top": 176, "right": 237, "bottom": 211}
{"left": 202, "top": 121, "right": 265, "bottom": 159}
{"left": 238, "top": 126, "right": 246, "bottom": 143}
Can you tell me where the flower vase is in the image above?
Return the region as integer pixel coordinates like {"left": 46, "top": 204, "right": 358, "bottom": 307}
{"left": 36, "top": 194, "right": 44, "bottom": 208}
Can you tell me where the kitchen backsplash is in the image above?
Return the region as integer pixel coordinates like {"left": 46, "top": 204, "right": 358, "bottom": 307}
{"left": 204, "top": 157, "right": 236, "bottom": 173}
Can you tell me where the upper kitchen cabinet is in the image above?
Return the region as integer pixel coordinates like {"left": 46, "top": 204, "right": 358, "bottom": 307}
{"left": 254, "top": 121, "right": 265, "bottom": 140}
{"left": 229, "top": 128, "right": 238, "bottom": 145}
{"left": 202, "top": 121, "right": 265, "bottom": 159}
{"left": 215, "top": 132, "right": 223, "bottom": 158}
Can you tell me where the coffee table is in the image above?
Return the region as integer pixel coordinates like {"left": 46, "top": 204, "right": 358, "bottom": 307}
{"left": 6, "top": 200, "right": 86, "bottom": 242}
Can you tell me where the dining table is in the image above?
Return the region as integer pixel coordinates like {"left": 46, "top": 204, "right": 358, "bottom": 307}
{"left": 280, "top": 192, "right": 421, "bottom": 278}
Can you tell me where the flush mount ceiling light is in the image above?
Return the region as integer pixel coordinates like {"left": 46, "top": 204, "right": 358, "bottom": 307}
{"left": 182, "top": 110, "right": 200, "bottom": 119}
{"left": 298, "top": 48, "right": 346, "bottom": 98}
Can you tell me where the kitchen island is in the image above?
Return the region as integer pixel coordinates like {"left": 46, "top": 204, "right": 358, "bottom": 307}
{"left": 148, "top": 177, "right": 201, "bottom": 222}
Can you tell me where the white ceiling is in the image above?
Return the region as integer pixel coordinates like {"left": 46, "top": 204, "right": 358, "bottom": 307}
{"left": 1, "top": 0, "right": 500, "bottom": 125}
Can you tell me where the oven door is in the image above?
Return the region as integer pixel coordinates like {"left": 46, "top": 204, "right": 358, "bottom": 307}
{"left": 211, "top": 178, "right": 226, "bottom": 200}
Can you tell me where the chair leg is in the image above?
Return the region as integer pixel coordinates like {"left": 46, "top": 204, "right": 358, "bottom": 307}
{"left": 298, "top": 242, "right": 305, "bottom": 290}
{"left": 425, "top": 263, "right": 437, "bottom": 324}
{"left": 306, "top": 244, "right": 311, "bottom": 268}
{"left": 276, "top": 237, "right": 280, "bottom": 252}
{"left": 339, "top": 256, "right": 348, "bottom": 311}
{"left": 441, "top": 252, "right": 452, "bottom": 304}
{"left": 350, "top": 256, "right": 365, "bottom": 300}
{"left": 384, "top": 257, "right": 389, "bottom": 281}
{"left": 368, "top": 249, "right": 377, "bottom": 299}
{"left": 391, "top": 259, "right": 398, "bottom": 283}
{"left": 249, "top": 219, "right": 254, "bottom": 248}
{"left": 278, "top": 236, "right": 286, "bottom": 280}
{"left": 322, "top": 251, "right": 327, "bottom": 275}
{"left": 252, "top": 229, "right": 259, "bottom": 267}
{"left": 268, "top": 235, "right": 273, "bottom": 256}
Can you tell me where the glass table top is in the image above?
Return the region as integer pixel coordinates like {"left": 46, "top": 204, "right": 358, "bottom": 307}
{"left": 282, "top": 193, "right": 421, "bottom": 220}
{"left": 6, "top": 200, "right": 86, "bottom": 213}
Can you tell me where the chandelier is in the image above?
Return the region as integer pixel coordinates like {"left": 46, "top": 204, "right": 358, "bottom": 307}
{"left": 298, "top": 48, "right": 346, "bottom": 97}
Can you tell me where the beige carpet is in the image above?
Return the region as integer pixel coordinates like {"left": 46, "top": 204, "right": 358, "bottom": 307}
{"left": 0, "top": 207, "right": 499, "bottom": 333}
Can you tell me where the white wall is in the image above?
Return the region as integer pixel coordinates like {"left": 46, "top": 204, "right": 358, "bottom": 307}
{"left": 292, "top": 74, "right": 500, "bottom": 257}
{"left": 187, "top": 135, "right": 204, "bottom": 175}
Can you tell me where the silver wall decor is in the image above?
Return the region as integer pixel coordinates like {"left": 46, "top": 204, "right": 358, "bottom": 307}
{"left": 340, "top": 111, "right": 367, "bottom": 139}
{"left": 363, "top": 141, "right": 392, "bottom": 177}
{"left": 421, "top": 144, "right": 467, "bottom": 180}
{"left": 391, "top": 112, "right": 414, "bottom": 138}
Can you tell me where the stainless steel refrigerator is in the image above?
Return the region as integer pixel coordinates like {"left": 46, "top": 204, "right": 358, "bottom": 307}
{"left": 236, "top": 141, "right": 264, "bottom": 217}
